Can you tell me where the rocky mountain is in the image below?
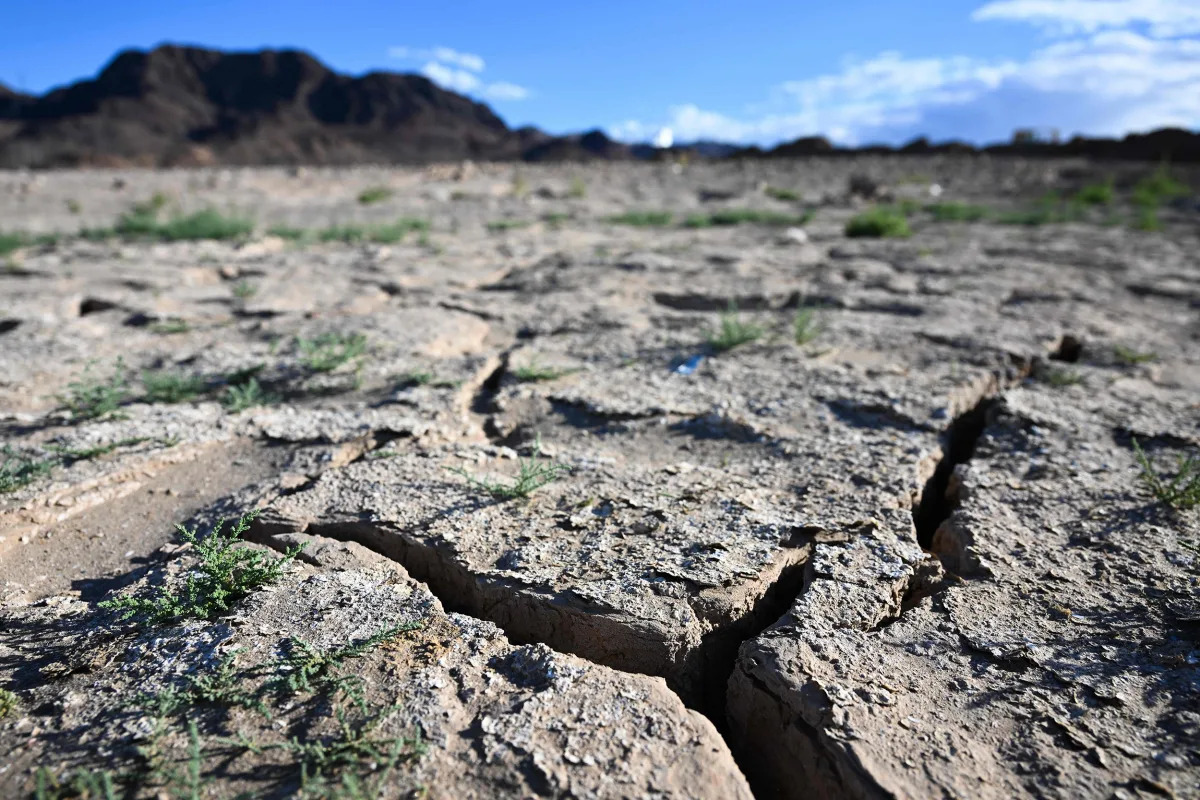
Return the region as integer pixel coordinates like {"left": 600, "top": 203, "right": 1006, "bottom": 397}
{"left": 0, "top": 45, "right": 580, "bottom": 168}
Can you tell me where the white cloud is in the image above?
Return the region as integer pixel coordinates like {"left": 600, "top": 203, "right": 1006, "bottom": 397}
{"left": 421, "top": 61, "right": 481, "bottom": 94}
{"left": 972, "top": 0, "right": 1200, "bottom": 37}
{"left": 390, "top": 45, "right": 529, "bottom": 102}
{"left": 610, "top": 4, "right": 1200, "bottom": 146}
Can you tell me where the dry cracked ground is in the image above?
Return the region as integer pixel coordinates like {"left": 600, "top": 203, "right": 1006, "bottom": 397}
{"left": 0, "top": 158, "right": 1198, "bottom": 799}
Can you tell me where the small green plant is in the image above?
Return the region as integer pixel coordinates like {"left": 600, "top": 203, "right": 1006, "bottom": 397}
{"left": 143, "top": 370, "right": 207, "bottom": 404}
{"left": 486, "top": 219, "right": 532, "bottom": 232}
{"left": 568, "top": 177, "right": 587, "bottom": 198}
{"left": 136, "top": 649, "right": 267, "bottom": 720}
{"left": 298, "top": 332, "right": 368, "bottom": 373}
{"left": 511, "top": 174, "right": 529, "bottom": 197}
{"left": 0, "top": 687, "right": 18, "bottom": 717}
{"left": 926, "top": 202, "right": 988, "bottom": 222}
{"left": 1133, "top": 206, "right": 1162, "bottom": 232}
{"left": 60, "top": 359, "right": 128, "bottom": 420}
{"left": 357, "top": 186, "right": 393, "bottom": 205}
{"left": 605, "top": 210, "right": 673, "bottom": 227}
{"left": 396, "top": 370, "right": 433, "bottom": 388}
{"left": 845, "top": 207, "right": 911, "bottom": 238}
{"left": 160, "top": 210, "right": 253, "bottom": 241}
{"left": 34, "top": 766, "right": 122, "bottom": 800}
{"left": 1133, "top": 165, "right": 1189, "bottom": 209}
{"left": 0, "top": 447, "right": 53, "bottom": 493}
{"left": 793, "top": 306, "right": 820, "bottom": 345}
{"left": 764, "top": 186, "right": 801, "bottom": 202}
{"left": 708, "top": 305, "right": 764, "bottom": 352}
{"left": 512, "top": 359, "right": 576, "bottom": 382}
{"left": 65, "top": 199, "right": 82, "bottom": 215}
{"left": 0, "top": 233, "right": 23, "bottom": 256}
{"left": 542, "top": 211, "right": 571, "bottom": 226}
{"left": 152, "top": 318, "right": 190, "bottom": 334}
{"left": 1133, "top": 438, "right": 1200, "bottom": 511}
{"left": 224, "top": 378, "right": 277, "bottom": 412}
{"left": 448, "top": 440, "right": 566, "bottom": 501}
{"left": 232, "top": 279, "right": 257, "bottom": 300}
{"left": 98, "top": 510, "right": 303, "bottom": 624}
{"left": 1041, "top": 367, "right": 1083, "bottom": 387}
{"left": 1113, "top": 345, "right": 1157, "bottom": 365}
{"left": 268, "top": 624, "right": 419, "bottom": 707}
{"left": 318, "top": 219, "right": 427, "bottom": 245}
{"left": 686, "top": 208, "right": 811, "bottom": 228}
{"left": 1074, "top": 179, "right": 1115, "bottom": 206}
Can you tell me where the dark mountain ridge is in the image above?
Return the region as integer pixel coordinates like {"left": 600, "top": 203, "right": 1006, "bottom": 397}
{"left": 1, "top": 44, "right": 1197, "bottom": 168}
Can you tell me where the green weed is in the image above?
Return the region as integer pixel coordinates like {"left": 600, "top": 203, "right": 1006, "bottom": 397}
{"left": 66, "top": 199, "right": 82, "bottom": 215}
{"left": 605, "top": 210, "right": 673, "bottom": 227}
{"left": 357, "top": 186, "right": 393, "bottom": 205}
{"left": 926, "top": 202, "right": 988, "bottom": 222}
{"left": 298, "top": 332, "right": 368, "bottom": 373}
{"left": 224, "top": 378, "right": 277, "bottom": 412}
{"left": 1132, "top": 165, "right": 1189, "bottom": 209}
{"left": 34, "top": 766, "right": 121, "bottom": 800}
{"left": 232, "top": 280, "right": 257, "bottom": 300}
{"left": 1133, "top": 438, "right": 1200, "bottom": 511}
{"left": 143, "top": 370, "right": 207, "bottom": 404}
{"left": 447, "top": 440, "right": 566, "bottom": 501}
{"left": 60, "top": 360, "right": 128, "bottom": 420}
{"left": 267, "top": 225, "right": 311, "bottom": 242}
{"left": 708, "top": 306, "right": 764, "bottom": 352}
{"left": 568, "top": 177, "right": 587, "bottom": 198}
{"left": 845, "top": 207, "right": 911, "bottom": 238}
{"left": 793, "top": 306, "right": 820, "bottom": 345}
{"left": 318, "top": 219, "right": 427, "bottom": 244}
{"left": 764, "top": 186, "right": 801, "bottom": 202}
{"left": 47, "top": 436, "right": 148, "bottom": 463}
{"left": 152, "top": 318, "right": 190, "bottom": 334}
{"left": 1113, "top": 345, "right": 1157, "bottom": 365}
{"left": 1074, "top": 180, "right": 1115, "bottom": 206}
{"left": 0, "top": 447, "right": 54, "bottom": 493}
{"left": 686, "top": 208, "right": 811, "bottom": 228}
{"left": 486, "top": 219, "right": 532, "bottom": 232}
{"left": 268, "top": 624, "right": 420, "bottom": 708}
{"left": 511, "top": 359, "right": 576, "bottom": 382}
{"left": 0, "top": 233, "right": 23, "bottom": 256}
{"left": 98, "top": 510, "right": 303, "bottom": 624}
{"left": 1041, "top": 367, "right": 1083, "bottom": 387}
{"left": 0, "top": 688, "right": 17, "bottom": 718}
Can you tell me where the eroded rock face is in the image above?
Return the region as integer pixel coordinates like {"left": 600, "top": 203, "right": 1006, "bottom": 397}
{"left": 1, "top": 159, "right": 1198, "bottom": 797}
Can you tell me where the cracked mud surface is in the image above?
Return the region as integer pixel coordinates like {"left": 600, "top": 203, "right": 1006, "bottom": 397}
{"left": 2, "top": 159, "right": 1198, "bottom": 798}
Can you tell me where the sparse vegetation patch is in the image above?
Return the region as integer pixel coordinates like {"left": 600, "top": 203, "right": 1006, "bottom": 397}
{"left": 845, "top": 207, "right": 911, "bottom": 238}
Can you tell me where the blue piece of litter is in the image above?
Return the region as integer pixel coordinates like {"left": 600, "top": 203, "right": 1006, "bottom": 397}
{"left": 674, "top": 354, "right": 705, "bottom": 375}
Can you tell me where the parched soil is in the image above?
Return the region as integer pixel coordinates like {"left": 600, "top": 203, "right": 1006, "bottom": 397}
{"left": 1, "top": 157, "right": 1198, "bottom": 799}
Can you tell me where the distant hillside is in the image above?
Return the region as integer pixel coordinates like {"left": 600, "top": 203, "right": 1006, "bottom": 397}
{"left": 0, "top": 45, "right": 629, "bottom": 168}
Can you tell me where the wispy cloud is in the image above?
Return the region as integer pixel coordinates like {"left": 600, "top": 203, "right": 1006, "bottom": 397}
{"left": 610, "top": 3, "right": 1200, "bottom": 146}
{"left": 972, "top": 0, "right": 1200, "bottom": 37}
{"left": 389, "top": 45, "right": 529, "bottom": 102}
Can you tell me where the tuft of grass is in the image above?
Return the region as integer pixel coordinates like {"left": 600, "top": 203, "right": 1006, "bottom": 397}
{"left": 793, "top": 306, "right": 820, "bottom": 345}
{"left": 317, "top": 219, "right": 427, "bottom": 245}
{"left": 926, "top": 202, "right": 988, "bottom": 222}
{"left": 568, "top": 177, "right": 587, "bottom": 198}
{"left": 1133, "top": 207, "right": 1162, "bottom": 232}
{"left": 1133, "top": 438, "right": 1200, "bottom": 512}
{"left": 34, "top": 766, "right": 122, "bottom": 800}
{"left": 764, "top": 186, "right": 801, "bottom": 202}
{"left": 152, "top": 318, "right": 190, "bottom": 335}
{"left": 1113, "top": 345, "right": 1157, "bottom": 366}
{"left": 224, "top": 377, "right": 277, "bottom": 412}
{"left": 143, "top": 370, "right": 207, "bottom": 404}
{"left": 267, "top": 624, "right": 420, "bottom": 707}
{"left": 486, "top": 219, "right": 532, "bottom": 232}
{"left": 605, "top": 210, "right": 673, "bottom": 227}
{"left": 0, "top": 447, "right": 54, "bottom": 493}
{"left": 1132, "top": 165, "right": 1189, "bottom": 209}
{"left": 511, "top": 358, "right": 577, "bottom": 382}
{"left": 0, "top": 688, "right": 17, "bottom": 718}
{"left": 447, "top": 439, "right": 566, "bottom": 501}
{"left": 0, "top": 233, "right": 23, "bottom": 256}
{"left": 1041, "top": 367, "right": 1083, "bottom": 387}
{"left": 298, "top": 332, "right": 368, "bottom": 373}
{"left": 1074, "top": 179, "right": 1115, "bottom": 206}
{"left": 160, "top": 210, "right": 254, "bottom": 241}
{"left": 65, "top": 199, "right": 82, "bottom": 215}
{"left": 708, "top": 305, "right": 764, "bottom": 352}
{"left": 542, "top": 211, "right": 571, "bottom": 227}
{"left": 98, "top": 510, "right": 303, "bottom": 624}
{"left": 686, "top": 208, "right": 812, "bottom": 228}
{"left": 845, "top": 207, "right": 911, "bottom": 238}
{"left": 59, "top": 359, "right": 128, "bottom": 420}
{"left": 232, "top": 279, "right": 257, "bottom": 300}
{"left": 357, "top": 186, "right": 393, "bottom": 206}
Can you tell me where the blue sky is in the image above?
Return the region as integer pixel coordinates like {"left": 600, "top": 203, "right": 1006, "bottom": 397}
{"left": 1, "top": 0, "right": 1197, "bottom": 146}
